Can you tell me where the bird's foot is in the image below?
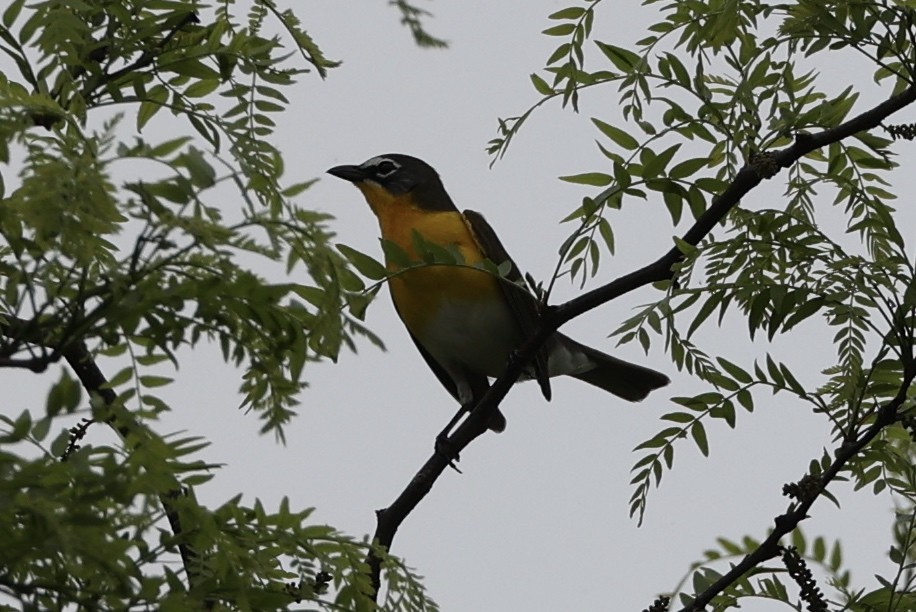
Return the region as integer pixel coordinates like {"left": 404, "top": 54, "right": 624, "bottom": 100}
{"left": 435, "top": 432, "right": 462, "bottom": 473}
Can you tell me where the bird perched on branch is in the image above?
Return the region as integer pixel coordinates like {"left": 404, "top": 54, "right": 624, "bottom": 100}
{"left": 328, "top": 154, "right": 668, "bottom": 434}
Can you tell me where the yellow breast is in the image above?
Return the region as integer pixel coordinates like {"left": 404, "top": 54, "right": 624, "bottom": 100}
{"left": 358, "top": 183, "right": 502, "bottom": 337}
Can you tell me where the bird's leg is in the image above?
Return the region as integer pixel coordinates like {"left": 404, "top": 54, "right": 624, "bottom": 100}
{"left": 434, "top": 404, "right": 469, "bottom": 471}
{"left": 436, "top": 378, "right": 493, "bottom": 470}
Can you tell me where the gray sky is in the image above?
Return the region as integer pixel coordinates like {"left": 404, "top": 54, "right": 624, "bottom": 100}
{"left": 189, "top": 2, "right": 892, "bottom": 609}
{"left": 5, "top": 1, "right": 904, "bottom": 610}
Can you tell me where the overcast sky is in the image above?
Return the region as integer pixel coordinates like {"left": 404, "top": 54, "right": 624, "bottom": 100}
{"left": 6, "top": 1, "right": 908, "bottom": 610}
{"left": 208, "top": 2, "right": 896, "bottom": 609}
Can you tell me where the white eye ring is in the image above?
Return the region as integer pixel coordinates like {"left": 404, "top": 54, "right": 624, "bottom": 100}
{"left": 363, "top": 156, "right": 401, "bottom": 179}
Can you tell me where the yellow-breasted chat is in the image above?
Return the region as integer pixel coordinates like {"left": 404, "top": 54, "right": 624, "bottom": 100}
{"left": 328, "top": 154, "right": 669, "bottom": 433}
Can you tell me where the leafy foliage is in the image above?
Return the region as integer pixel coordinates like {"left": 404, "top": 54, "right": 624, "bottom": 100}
{"left": 389, "top": 0, "right": 448, "bottom": 49}
{"left": 679, "top": 530, "right": 847, "bottom": 610}
{"left": 492, "top": 0, "right": 916, "bottom": 609}
{"left": 0, "top": 1, "right": 438, "bottom": 609}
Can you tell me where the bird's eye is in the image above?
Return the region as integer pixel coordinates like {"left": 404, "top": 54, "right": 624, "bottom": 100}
{"left": 374, "top": 160, "right": 398, "bottom": 178}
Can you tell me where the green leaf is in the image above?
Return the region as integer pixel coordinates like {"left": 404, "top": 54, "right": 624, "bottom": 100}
{"left": 99, "top": 343, "right": 129, "bottom": 358}
{"left": 712, "top": 400, "right": 736, "bottom": 428}
{"left": 546, "top": 43, "right": 571, "bottom": 66}
{"left": 780, "top": 364, "right": 806, "bottom": 396}
{"left": 542, "top": 23, "right": 575, "bottom": 36}
{"left": 337, "top": 266, "right": 365, "bottom": 292}
{"left": 669, "top": 157, "right": 708, "bottom": 179}
{"left": 254, "top": 100, "right": 284, "bottom": 113}
{"left": 179, "top": 147, "right": 216, "bottom": 188}
{"left": 45, "top": 369, "right": 82, "bottom": 417}
{"left": 643, "top": 144, "right": 681, "bottom": 178}
{"left": 184, "top": 79, "right": 220, "bottom": 98}
{"left": 598, "top": 218, "right": 614, "bottom": 254}
{"left": 829, "top": 541, "right": 842, "bottom": 571}
{"left": 282, "top": 179, "right": 319, "bottom": 197}
{"left": 665, "top": 52, "right": 690, "bottom": 87}
{"left": 149, "top": 136, "right": 192, "bottom": 157}
{"left": 693, "top": 392, "right": 722, "bottom": 405}
{"left": 791, "top": 529, "right": 807, "bottom": 554}
{"left": 5, "top": 409, "right": 31, "bottom": 442}
{"left": 137, "top": 85, "right": 169, "bottom": 131}
{"left": 672, "top": 236, "right": 696, "bottom": 256}
{"left": 49, "top": 430, "right": 70, "bottom": 456}
{"left": 559, "top": 172, "right": 612, "bottom": 186}
{"left": 182, "top": 473, "right": 215, "bottom": 486}
{"left": 530, "top": 73, "right": 554, "bottom": 95}
{"left": 31, "top": 416, "right": 51, "bottom": 441}
{"left": 634, "top": 427, "right": 683, "bottom": 450}
{"left": 781, "top": 297, "right": 824, "bottom": 331}
{"left": 813, "top": 536, "right": 826, "bottom": 561}
{"left": 569, "top": 237, "right": 592, "bottom": 263}
{"left": 661, "top": 411, "right": 694, "bottom": 423}
{"left": 410, "top": 229, "right": 460, "bottom": 265}
{"left": 380, "top": 238, "right": 414, "bottom": 268}
{"left": 592, "top": 117, "right": 639, "bottom": 150}
{"left": 662, "top": 189, "right": 683, "bottom": 224}
{"left": 691, "top": 421, "right": 709, "bottom": 456}
{"left": 2, "top": 0, "right": 25, "bottom": 27}
{"left": 164, "top": 59, "right": 221, "bottom": 80}
{"left": 716, "top": 358, "right": 752, "bottom": 384}
{"left": 548, "top": 7, "right": 586, "bottom": 20}
{"left": 686, "top": 293, "right": 720, "bottom": 337}
{"left": 765, "top": 354, "right": 784, "bottom": 386}
{"left": 595, "top": 41, "right": 641, "bottom": 72}
{"left": 139, "top": 375, "right": 173, "bottom": 388}
{"left": 105, "top": 366, "right": 134, "bottom": 389}
{"left": 337, "top": 244, "right": 388, "bottom": 280}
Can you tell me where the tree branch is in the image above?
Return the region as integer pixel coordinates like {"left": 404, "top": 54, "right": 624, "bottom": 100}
{"left": 0, "top": 353, "right": 60, "bottom": 372}
{"left": 0, "top": 315, "right": 209, "bottom": 604}
{"left": 366, "top": 81, "right": 916, "bottom": 599}
{"left": 679, "top": 372, "right": 915, "bottom": 611}
{"left": 79, "top": 11, "right": 199, "bottom": 104}
{"left": 62, "top": 341, "right": 212, "bottom": 605}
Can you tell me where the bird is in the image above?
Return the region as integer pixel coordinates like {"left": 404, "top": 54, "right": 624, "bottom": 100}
{"left": 328, "top": 154, "right": 669, "bottom": 435}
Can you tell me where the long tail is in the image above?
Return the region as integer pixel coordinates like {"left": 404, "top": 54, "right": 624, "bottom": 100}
{"left": 559, "top": 334, "right": 670, "bottom": 401}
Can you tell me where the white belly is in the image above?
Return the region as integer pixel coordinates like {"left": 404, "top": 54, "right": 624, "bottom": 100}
{"left": 412, "top": 296, "right": 597, "bottom": 404}
{"left": 417, "top": 298, "right": 521, "bottom": 379}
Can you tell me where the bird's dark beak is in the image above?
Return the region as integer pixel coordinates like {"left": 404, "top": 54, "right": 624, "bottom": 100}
{"left": 327, "top": 164, "right": 367, "bottom": 183}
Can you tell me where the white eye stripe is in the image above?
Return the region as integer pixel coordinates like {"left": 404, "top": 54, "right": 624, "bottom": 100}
{"left": 361, "top": 156, "right": 401, "bottom": 178}
{"left": 362, "top": 156, "right": 390, "bottom": 168}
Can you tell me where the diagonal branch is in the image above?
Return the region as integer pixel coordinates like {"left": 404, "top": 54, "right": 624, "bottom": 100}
{"left": 678, "top": 370, "right": 915, "bottom": 611}
{"left": 0, "top": 315, "right": 208, "bottom": 604}
{"left": 366, "top": 81, "right": 916, "bottom": 598}
{"left": 58, "top": 340, "right": 204, "bottom": 594}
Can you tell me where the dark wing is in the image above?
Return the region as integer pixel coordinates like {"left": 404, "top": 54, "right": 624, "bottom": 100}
{"left": 462, "top": 209, "right": 552, "bottom": 401}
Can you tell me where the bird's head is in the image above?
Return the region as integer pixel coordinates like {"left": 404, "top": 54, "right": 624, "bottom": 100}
{"left": 327, "top": 154, "right": 457, "bottom": 213}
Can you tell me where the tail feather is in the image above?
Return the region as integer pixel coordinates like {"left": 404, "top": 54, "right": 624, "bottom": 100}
{"left": 560, "top": 335, "right": 669, "bottom": 401}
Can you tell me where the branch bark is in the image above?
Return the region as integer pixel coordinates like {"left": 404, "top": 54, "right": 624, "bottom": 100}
{"left": 366, "top": 81, "right": 916, "bottom": 599}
